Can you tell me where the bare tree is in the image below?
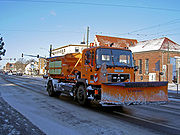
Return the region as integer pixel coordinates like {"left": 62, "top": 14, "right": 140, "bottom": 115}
{"left": 25, "top": 59, "right": 37, "bottom": 65}
{"left": 14, "top": 59, "right": 26, "bottom": 72}
{"left": 14, "top": 58, "right": 38, "bottom": 73}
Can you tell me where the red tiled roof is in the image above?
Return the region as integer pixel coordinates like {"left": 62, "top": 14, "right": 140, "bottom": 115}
{"left": 95, "top": 35, "right": 138, "bottom": 48}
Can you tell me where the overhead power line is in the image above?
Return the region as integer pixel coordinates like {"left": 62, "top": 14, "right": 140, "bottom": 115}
{"left": 95, "top": 18, "right": 180, "bottom": 37}
{"left": 1, "top": 17, "right": 179, "bottom": 38}
{"left": 1, "top": 0, "right": 180, "bottom": 12}
{"left": 114, "top": 18, "right": 180, "bottom": 36}
{"left": 129, "top": 19, "right": 180, "bottom": 33}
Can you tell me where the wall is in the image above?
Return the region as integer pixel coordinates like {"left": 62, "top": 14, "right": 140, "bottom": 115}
{"left": 5, "top": 63, "right": 16, "bottom": 72}
{"left": 38, "top": 58, "right": 46, "bottom": 75}
{"left": 52, "top": 45, "right": 86, "bottom": 57}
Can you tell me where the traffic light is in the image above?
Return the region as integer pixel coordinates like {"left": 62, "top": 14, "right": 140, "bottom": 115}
{"left": 22, "top": 53, "right": 23, "bottom": 57}
{"left": 37, "top": 55, "right": 39, "bottom": 58}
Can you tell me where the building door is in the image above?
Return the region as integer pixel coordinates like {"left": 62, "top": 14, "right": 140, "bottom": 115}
{"left": 149, "top": 73, "right": 156, "bottom": 81}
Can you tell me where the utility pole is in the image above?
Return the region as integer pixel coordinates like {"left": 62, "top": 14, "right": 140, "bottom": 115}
{"left": 87, "top": 26, "right": 89, "bottom": 48}
{"left": 50, "top": 44, "right": 52, "bottom": 57}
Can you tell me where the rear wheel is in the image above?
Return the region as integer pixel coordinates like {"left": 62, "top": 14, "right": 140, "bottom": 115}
{"left": 47, "top": 81, "right": 55, "bottom": 97}
{"left": 77, "top": 85, "right": 89, "bottom": 105}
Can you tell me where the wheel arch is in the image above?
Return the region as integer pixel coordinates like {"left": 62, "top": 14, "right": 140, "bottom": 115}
{"left": 74, "top": 79, "right": 87, "bottom": 95}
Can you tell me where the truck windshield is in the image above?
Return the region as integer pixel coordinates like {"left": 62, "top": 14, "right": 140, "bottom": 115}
{"left": 96, "top": 48, "right": 134, "bottom": 67}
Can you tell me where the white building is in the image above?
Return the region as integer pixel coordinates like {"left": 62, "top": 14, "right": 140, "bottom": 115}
{"left": 52, "top": 44, "right": 87, "bottom": 57}
{"left": 25, "top": 62, "right": 39, "bottom": 75}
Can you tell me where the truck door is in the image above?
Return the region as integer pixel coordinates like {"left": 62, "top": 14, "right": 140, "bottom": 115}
{"left": 82, "top": 50, "right": 94, "bottom": 82}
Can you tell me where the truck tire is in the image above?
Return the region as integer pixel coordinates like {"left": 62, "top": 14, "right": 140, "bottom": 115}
{"left": 77, "top": 85, "right": 89, "bottom": 105}
{"left": 47, "top": 81, "right": 55, "bottom": 97}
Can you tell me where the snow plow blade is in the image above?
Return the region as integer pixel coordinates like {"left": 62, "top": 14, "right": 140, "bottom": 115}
{"left": 101, "top": 81, "right": 168, "bottom": 106}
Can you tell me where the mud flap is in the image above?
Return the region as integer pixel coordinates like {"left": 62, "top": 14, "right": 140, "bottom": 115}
{"left": 100, "top": 81, "right": 168, "bottom": 106}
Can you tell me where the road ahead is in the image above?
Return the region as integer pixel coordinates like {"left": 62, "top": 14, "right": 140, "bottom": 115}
{"left": 0, "top": 74, "right": 180, "bottom": 135}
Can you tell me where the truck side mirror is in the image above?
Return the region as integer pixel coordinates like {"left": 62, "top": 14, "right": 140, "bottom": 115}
{"left": 134, "top": 66, "right": 139, "bottom": 71}
{"left": 159, "top": 72, "right": 164, "bottom": 75}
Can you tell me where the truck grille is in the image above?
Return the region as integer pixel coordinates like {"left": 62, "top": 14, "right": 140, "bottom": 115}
{"left": 108, "top": 74, "right": 130, "bottom": 82}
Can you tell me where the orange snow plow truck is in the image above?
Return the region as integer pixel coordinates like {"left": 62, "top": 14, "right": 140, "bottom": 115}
{"left": 45, "top": 46, "right": 168, "bottom": 106}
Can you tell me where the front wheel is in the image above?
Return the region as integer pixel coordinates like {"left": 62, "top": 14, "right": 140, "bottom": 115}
{"left": 76, "top": 85, "right": 89, "bottom": 105}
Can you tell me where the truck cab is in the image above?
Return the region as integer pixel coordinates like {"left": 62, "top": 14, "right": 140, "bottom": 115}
{"left": 81, "top": 46, "right": 135, "bottom": 85}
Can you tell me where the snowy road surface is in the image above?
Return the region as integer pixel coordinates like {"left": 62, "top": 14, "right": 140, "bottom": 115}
{"left": 0, "top": 96, "right": 45, "bottom": 135}
{"left": 0, "top": 75, "right": 180, "bottom": 135}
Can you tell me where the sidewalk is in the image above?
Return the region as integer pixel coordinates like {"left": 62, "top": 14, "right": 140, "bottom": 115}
{"left": 168, "top": 83, "right": 180, "bottom": 100}
{"left": 168, "top": 83, "right": 180, "bottom": 93}
{"left": 0, "top": 95, "right": 45, "bottom": 135}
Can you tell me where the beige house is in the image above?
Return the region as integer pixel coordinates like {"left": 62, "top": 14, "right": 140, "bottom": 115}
{"left": 52, "top": 44, "right": 87, "bottom": 57}
{"left": 38, "top": 58, "right": 46, "bottom": 75}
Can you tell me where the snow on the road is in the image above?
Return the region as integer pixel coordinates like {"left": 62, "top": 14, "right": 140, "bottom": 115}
{"left": 22, "top": 75, "right": 45, "bottom": 81}
{"left": 168, "top": 83, "right": 180, "bottom": 91}
{"left": 168, "top": 98, "right": 180, "bottom": 102}
{"left": 0, "top": 76, "right": 160, "bottom": 135}
{"left": 0, "top": 80, "right": 79, "bottom": 135}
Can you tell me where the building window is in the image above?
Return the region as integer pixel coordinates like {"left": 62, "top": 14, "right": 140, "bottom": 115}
{"left": 75, "top": 47, "right": 79, "bottom": 53}
{"left": 85, "top": 51, "right": 91, "bottom": 65}
{"left": 145, "top": 59, "right": 149, "bottom": 75}
{"left": 139, "top": 59, "right": 142, "bottom": 74}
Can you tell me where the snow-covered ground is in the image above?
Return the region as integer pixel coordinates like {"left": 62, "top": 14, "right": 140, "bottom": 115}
{"left": 168, "top": 97, "right": 180, "bottom": 102}
{"left": 21, "top": 75, "right": 44, "bottom": 80}
{"left": 168, "top": 83, "right": 180, "bottom": 92}
{"left": 168, "top": 83, "right": 180, "bottom": 99}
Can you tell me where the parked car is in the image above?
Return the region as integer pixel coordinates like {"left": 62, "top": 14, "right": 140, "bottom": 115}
{"left": 8, "top": 72, "right": 12, "bottom": 75}
{"left": 16, "top": 72, "right": 23, "bottom": 76}
{"left": 12, "top": 71, "right": 17, "bottom": 75}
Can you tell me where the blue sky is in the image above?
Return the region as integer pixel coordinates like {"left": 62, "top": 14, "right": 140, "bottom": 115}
{"left": 0, "top": 0, "right": 180, "bottom": 67}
